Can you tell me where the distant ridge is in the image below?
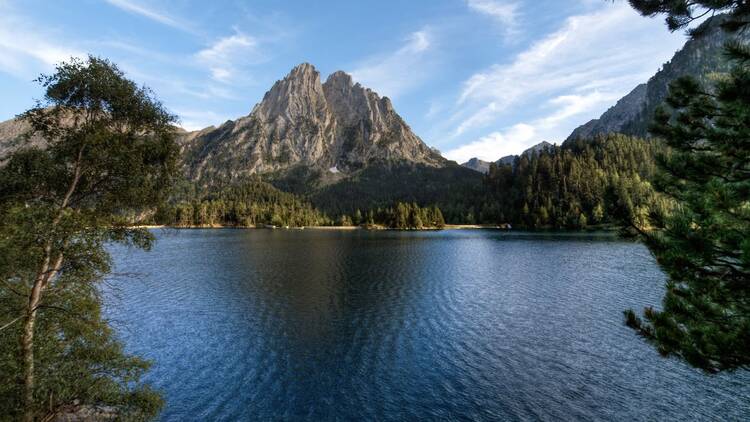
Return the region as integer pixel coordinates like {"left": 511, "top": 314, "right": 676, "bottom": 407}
{"left": 460, "top": 141, "right": 554, "bottom": 173}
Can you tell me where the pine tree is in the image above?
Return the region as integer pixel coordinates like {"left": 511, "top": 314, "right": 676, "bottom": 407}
{"left": 624, "top": 2, "right": 750, "bottom": 372}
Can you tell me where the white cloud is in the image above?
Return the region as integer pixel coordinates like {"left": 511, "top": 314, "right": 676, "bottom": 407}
{"left": 174, "top": 109, "right": 231, "bottom": 131}
{"left": 105, "top": 0, "right": 194, "bottom": 33}
{"left": 445, "top": 123, "right": 536, "bottom": 163}
{"left": 441, "top": 2, "right": 686, "bottom": 157}
{"left": 466, "top": 0, "right": 520, "bottom": 38}
{"left": 446, "top": 91, "right": 621, "bottom": 162}
{"left": 195, "top": 30, "right": 262, "bottom": 84}
{"left": 538, "top": 91, "right": 619, "bottom": 127}
{"left": 349, "top": 29, "right": 435, "bottom": 99}
{"left": 0, "top": 11, "right": 84, "bottom": 77}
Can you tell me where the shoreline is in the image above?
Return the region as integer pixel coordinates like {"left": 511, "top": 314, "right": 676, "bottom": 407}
{"left": 131, "top": 224, "right": 508, "bottom": 231}
{"left": 131, "top": 224, "right": 618, "bottom": 232}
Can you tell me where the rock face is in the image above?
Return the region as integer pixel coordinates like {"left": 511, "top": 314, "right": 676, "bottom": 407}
{"left": 180, "top": 63, "right": 445, "bottom": 185}
{"left": 0, "top": 117, "right": 45, "bottom": 162}
{"left": 461, "top": 157, "right": 491, "bottom": 174}
{"left": 566, "top": 14, "right": 749, "bottom": 142}
{"left": 567, "top": 84, "right": 647, "bottom": 141}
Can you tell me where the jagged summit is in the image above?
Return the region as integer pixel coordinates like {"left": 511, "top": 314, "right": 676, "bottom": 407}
{"left": 179, "top": 63, "right": 445, "bottom": 185}
{"left": 253, "top": 63, "right": 328, "bottom": 121}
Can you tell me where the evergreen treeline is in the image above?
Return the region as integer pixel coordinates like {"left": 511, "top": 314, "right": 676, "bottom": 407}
{"left": 481, "top": 134, "right": 667, "bottom": 229}
{"left": 337, "top": 202, "right": 446, "bottom": 229}
{"left": 162, "top": 135, "right": 667, "bottom": 230}
{"left": 156, "top": 179, "right": 329, "bottom": 227}
{"left": 158, "top": 179, "right": 448, "bottom": 230}
{"left": 301, "top": 162, "right": 485, "bottom": 224}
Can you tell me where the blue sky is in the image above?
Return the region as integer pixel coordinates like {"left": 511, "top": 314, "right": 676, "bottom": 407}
{"left": 0, "top": 0, "right": 690, "bottom": 161}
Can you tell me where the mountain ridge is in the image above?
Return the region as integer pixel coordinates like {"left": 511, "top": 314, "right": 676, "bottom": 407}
{"left": 460, "top": 141, "right": 554, "bottom": 173}
{"left": 566, "top": 14, "right": 747, "bottom": 142}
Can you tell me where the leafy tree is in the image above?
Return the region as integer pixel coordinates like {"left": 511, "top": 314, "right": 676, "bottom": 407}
{"left": 0, "top": 56, "right": 177, "bottom": 419}
{"left": 623, "top": 2, "right": 750, "bottom": 372}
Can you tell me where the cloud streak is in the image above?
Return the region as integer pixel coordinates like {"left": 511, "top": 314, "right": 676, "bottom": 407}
{"left": 466, "top": 0, "right": 520, "bottom": 38}
{"left": 350, "top": 29, "right": 435, "bottom": 99}
{"left": 105, "top": 0, "right": 194, "bottom": 33}
{"left": 195, "top": 30, "right": 262, "bottom": 84}
{"left": 445, "top": 123, "right": 536, "bottom": 163}
{"left": 0, "top": 10, "right": 83, "bottom": 77}
{"left": 442, "top": 2, "right": 686, "bottom": 160}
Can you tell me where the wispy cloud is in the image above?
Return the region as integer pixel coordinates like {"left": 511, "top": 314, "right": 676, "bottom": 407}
{"left": 445, "top": 123, "right": 536, "bottom": 163}
{"left": 444, "top": 91, "right": 617, "bottom": 162}
{"left": 442, "top": 2, "right": 686, "bottom": 159}
{"left": 105, "top": 0, "right": 194, "bottom": 33}
{"left": 466, "top": 0, "right": 520, "bottom": 38}
{"left": 349, "top": 29, "right": 435, "bottom": 99}
{"left": 0, "top": 10, "right": 83, "bottom": 77}
{"left": 173, "top": 109, "right": 231, "bottom": 131}
{"left": 195, "top": 29, "right": 264, "bottom": 84}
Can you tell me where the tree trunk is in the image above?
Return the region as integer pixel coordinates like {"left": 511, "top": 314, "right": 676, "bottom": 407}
{"left": 21, "top": 146, "right": 82, "bottom": 421}
{"left": 22, "top": 252, "right": 63, "bottom": 422}
{"left": 21, "top": 280, "right": 43, "bottom": 422}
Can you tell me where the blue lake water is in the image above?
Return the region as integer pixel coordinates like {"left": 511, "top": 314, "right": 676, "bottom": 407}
{"left": 105, "top": 229, "right": 750, "bottom": 421}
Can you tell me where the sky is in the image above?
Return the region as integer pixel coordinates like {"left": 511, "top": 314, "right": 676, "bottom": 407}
{"left": 0, "top": 0, "right": 691, "bottom": 162}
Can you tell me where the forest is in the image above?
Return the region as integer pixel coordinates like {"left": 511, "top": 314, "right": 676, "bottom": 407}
{"left": 153, "top": 134, "right": 667, "bottom": 230}
{"left": 179, "top": 134, "right": 668, "bottom": 229}
{"left": 155, "top": 179, "right": 446, "bottom": 229}
{"left": 480, "top": 134, "right": 668, "bottom": 229}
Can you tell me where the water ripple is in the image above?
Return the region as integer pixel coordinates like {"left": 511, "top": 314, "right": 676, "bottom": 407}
{"left": 104, "top": 229, "right": 750, "bottom": 421}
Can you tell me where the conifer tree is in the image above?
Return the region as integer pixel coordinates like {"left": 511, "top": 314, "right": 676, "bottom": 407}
{"left": 623, "top": 1, "right": 750, "bottom": 372}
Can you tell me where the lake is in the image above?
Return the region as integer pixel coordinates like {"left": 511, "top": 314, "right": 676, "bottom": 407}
{"left": 105, "top": 229, "right": 750, "bottom": 421}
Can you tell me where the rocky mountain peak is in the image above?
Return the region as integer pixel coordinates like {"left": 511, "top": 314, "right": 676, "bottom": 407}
{"left": 253, "top": 62, "right": 327, "bottom": 121}
{"left": 325, "top": 70, "right": 354, "bottom": 88}
{"left": 178, "top": 63, "right": 445, "bottom": 185}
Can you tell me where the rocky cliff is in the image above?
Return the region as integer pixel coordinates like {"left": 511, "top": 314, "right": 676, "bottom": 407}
{"left": 179, "top": 63, "right": 445, "bottom": 186}
{"left": 460, "top": 157, "right": 492, "bottom": 174}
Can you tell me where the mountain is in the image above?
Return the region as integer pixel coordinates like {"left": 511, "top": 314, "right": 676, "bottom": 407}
{"left": 179, "top": 63, "right": 445, "bottom": 187}
{"left": 0, "top": 117, "right": 45, "bottom": 163}
{"left": 567, "top": 84, "right": 647, "bottom": 141}
{"left": 566, "top": 14, "right": 747, "bottom": 142}
{"left": 461, "top": 141, "right": 554, "bottom": 173}
{"left": 461, "top": 157, "right": 492, "bottom": 174}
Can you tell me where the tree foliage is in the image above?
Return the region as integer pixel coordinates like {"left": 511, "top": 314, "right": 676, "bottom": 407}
{"left": 482, "top": 134, "right": 665, "bottom": 229}
{"left": 0, "top": 56, "right": 176, "bottom": 419}
{"left": 622, "top": 3, "right": 750, "bottom": 372}
{"left": 156, "top": 178, "right": 329, "bottom": 227}
{"left": 357, "top": 202, "right": 446, "bottom": 229}
{"left": 627, "top": 1, "right": 750, "bottom": 34}
{"left": 304, "top": 162, "right": 484, "bottom": 224}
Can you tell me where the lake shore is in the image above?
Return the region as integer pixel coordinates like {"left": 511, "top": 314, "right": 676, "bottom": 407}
{"left": 132, "top": 224, "right": 509, "bottom": 231}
